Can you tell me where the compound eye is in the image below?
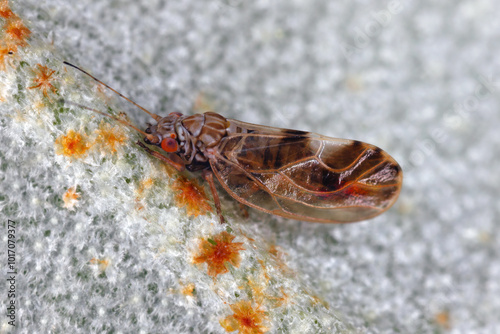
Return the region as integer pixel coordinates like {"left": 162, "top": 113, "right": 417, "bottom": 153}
{"left": 161, "top": 137, "right": 178, "bottom": 153}
{"left": 169, "top": 112, "right": 183, "bottom": 117}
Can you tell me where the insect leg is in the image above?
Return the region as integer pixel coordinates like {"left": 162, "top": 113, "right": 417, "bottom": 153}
{"left": 202, "top": 170, "right": 226, "bottom": 224}
{"left": 136, "top": 141, "right": 185, "bottom": 172}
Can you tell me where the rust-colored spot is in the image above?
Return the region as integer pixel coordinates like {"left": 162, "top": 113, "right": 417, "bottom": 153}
{"left": 172, "top": 175, "right": 213, "bottom": 217}
{"left": 256, "top": 260, "right": 270, "bottom": 283}
{"left": 0, "top": 0, "right": 14, "bottom": 19}
{"left": 220, "top": 300, "right": 268, "bottom": 334}
{"left": 135, "top": 177, "right": 154, "bottom": 211}
{"left": 193, "top": 231, "right": 244, "bottom": 278}
{"left": 267, "top": 244, "right": 293, "bottom": 277}
{"left": 142, "top": 178, "right": 154, "bottom": 188}
{"left": 0, "top": 42, "right": 16, "bottom": 71}
{"left": 62, "top": 187, "right": 79, "bottom": 210}
{"left": 4, "top": 18, "right": 30, "bottom": 48}
{"left": 135, "top": 177, "right": 155, "bottom": 210}
{"left": 94, "top": 121, "right": 127, "bottom": 153}
{"left": 134, "top": 202, "right": 145, "bottom": 211}
{"left": 55, "top": 129, "right": 91, "bottom": 158}
{"left": 251, "top": 281, "right": 288, "bottom": 308}
{"left": 268, "top": 245, "right": 279, "bottom": 257}
{"left": 89, "top": 258, "right": 110, "bottom": 271}
{"left": 246, "top": 271, "right": 289, "bottom": 308}
{"left": 136, "top": 177, "right": 154, "bottom": 196}
{"left": 181, "top": 283, "right": 196, "bottom": 297}
{"left": 28, "top": 64, "right": 57, "bottom": 98}
{"left": 273, "top": 288, "right": 288, "bottom": 308}
{"left": 434, "top": 311, "right": 451, "bottom": 330}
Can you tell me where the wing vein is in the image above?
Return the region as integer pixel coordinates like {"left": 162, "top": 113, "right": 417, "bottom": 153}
{"left": 210, "top": 152, "right": 285, "bottom": 212}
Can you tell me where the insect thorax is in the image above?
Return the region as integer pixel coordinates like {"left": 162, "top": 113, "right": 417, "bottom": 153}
{"left": 174, "top": 112, "right": 229, "bottom": 171}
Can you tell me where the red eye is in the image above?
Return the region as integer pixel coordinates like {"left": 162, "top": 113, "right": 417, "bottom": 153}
{"left": 161, "top": 137, "right": 178, "bottom": 153}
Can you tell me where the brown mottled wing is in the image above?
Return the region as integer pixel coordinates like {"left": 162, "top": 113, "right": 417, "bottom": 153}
{"left": 209, "top": 119, "right": 403, "bottom": 223}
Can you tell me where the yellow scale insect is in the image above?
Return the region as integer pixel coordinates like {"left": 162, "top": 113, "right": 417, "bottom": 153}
{"left": 64, "top": 62, "right": 402, "bottom": 224}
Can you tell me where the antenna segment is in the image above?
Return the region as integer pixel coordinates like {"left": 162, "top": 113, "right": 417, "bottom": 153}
{"left": 63, "top": 61, "right": 161, "bottom": 121}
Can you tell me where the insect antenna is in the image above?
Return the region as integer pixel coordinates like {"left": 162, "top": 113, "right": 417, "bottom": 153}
{"left": 63, "top": 61, "right": 162, "bottom": 121}
{"left": 62, "top": 100, "right": 157, "bottom": 142}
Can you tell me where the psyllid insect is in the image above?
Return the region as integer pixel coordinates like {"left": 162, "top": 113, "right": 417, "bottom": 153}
{"left": 63, "top": 62, "right": 403, "bottom": 224}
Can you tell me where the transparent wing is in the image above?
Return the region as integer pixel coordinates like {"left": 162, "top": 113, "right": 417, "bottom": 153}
{"left": 210, "top": 119, "right": 402, "bottom": 223}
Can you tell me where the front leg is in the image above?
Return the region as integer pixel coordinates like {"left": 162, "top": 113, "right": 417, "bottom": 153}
{"left": 202, "top": 170, "right": 226, "bottom": 224}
